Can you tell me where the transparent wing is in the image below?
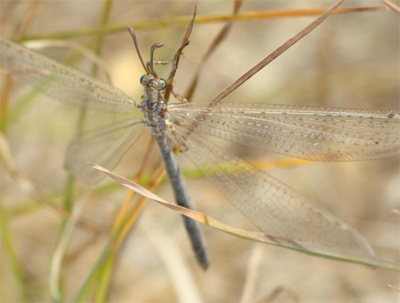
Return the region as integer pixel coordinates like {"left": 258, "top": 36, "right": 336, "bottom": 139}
{"left": 167, "top": 124, "right": 374, "bottom": 257}
{"left": 0, "top": 38, "right": 138, "bottom": 113}
{"left": 65, "top": 119, "right": 145, "bottom": 185}
{"left": 168, "top": 102, "right": 400, "bottom": 161}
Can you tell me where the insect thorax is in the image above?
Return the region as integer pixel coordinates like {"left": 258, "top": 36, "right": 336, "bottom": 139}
{"left": 141, "top": 86, "right": 170, "bottom": 134}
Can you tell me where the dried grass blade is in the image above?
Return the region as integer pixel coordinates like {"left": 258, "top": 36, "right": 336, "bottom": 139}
{"left": 23, "top": 6, "right": 386, "bottom": 41}
{"left": 382, "top": 0, "right": 400, "bottom": 14}
{"left": 90, "top": 163, "right": 400, "bottom": 271}
{"left": 18, "top": 0, "right": 41, "bottom": 40}
{"left": 111, "top": 136, "right": 155, "bottom": 234}
{"left": 388, "top": 284, "right": 400, "bottom": 293}
{"left": 209, "top": 0, "right": 346, "bottom": 106}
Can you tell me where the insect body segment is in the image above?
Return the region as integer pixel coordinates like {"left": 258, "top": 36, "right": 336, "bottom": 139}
{"left": 140, "top": 74, "right": 166, "bottom": 90}
{"left": 140, "top": 74, "right": 170, "bottom": 135}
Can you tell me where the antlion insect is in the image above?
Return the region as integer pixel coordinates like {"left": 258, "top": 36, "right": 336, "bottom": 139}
{"left": 1, "top": 4, "right": 399, "bottom": 270}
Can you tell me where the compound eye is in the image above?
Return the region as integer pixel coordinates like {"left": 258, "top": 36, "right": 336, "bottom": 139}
{"left": 158, "top": 78, "right": 166, "bottom": 90}
{"left": 140, "top": 74, "right": 147, "bottom": 85}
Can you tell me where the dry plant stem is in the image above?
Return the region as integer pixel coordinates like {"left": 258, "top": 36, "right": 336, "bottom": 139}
{"left": 18, "top": 0, "right": 41, "bottom": 40}
{"left": 388, "top": 284, "right": 400, "bottom": 293}
{"left": 183, "top": 0, "right": 346, "bottom": 139}
{"left": 111, "top": 154, "right": 311, "bottom": 237}
{"left": 101, "top": 137, "right": 156, "bottom": 301}
{"left": 209, "top": 0, "right": 346, "bottom": 107}
{"left": 185, "top": 0, "right": 243, "bottom": 101}
{"left": 23, "top": 6, "right": 387, "bottom": 41}
{"left": 382, "top": 0, "right": 400, "bottom": 14}
{"left": 111, "top": 136, "right": 155, "bottom": 235}
{"left": 75, "top": 164, "right": 167, "bottom": 302}
{"left": 0, "top": 0, "right": 40, "bottom": 132}
{"left": 115, "top": 163, "right": 166, "bottom": 249}
{"left": 91, "top": 164, "right": 400, "bottom": 272}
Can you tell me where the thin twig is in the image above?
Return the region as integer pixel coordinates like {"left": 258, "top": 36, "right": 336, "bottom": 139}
{"left": 382, "top": 0, "right": 400, "bottom": 14}
{"left": 115, "top": 163, "right": 166, "bottom": 249}
{"left": 18, "top": 0, "right": 41, "bottom": 40}
{"left": 388, "top": 284, "right": 400, "bottom": 293}
{"left": 23, "top": 6, "right": 387, "bottom": 41}
{"left": 0, "top": 0, "right": 40, "bottom": 133}
{"left": 181, "top": 0, "right": 346, "bottom": 142}
{"left": 111, "top": 135, "right": 155, "bottom": 235}
{"left": 208, "top": 0, "right": 346, "bottom": 106}
{"left": 1, "top": 0, "right": 40, "bottom": 132}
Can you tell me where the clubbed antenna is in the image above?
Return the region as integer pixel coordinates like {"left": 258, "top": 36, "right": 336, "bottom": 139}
{"left": 127, "top": 26, "right": 149, "bottom": 74}
{"left": 148, "top": 42, "right": 164, "bottom": 76}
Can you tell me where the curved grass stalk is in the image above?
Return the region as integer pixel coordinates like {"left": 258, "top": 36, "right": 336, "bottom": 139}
{"left": 23, "top": 6, "right": 387, "bottom": 41}
{"left": 92, "top": 137, "right": 156, "bottom": 302}
{"left": 50, "top": 189, "right": 92, "bottom": 301}
{"left": 91, "top": 163, "right": 400, "bottom": 272}
{"left": 74, "top": 163, "right": 166, "bottom": 302}
{"left": 56, "top": 0, "right": 115, "bottom": 301}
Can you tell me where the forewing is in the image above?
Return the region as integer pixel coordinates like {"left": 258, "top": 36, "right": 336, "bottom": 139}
{"left": 65, "top": 119, "right": 145, "bottom": 185}
{"left": 169, "top": 102, "right": 400, "bottom": 161}
{"left": 167, "top": 125, "right": 374, "bottom": 257}
{"left": 0, "top": 38, "right": 138, "bottom": 113}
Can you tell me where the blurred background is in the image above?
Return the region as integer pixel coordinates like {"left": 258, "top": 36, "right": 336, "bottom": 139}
{"left": 1, "top": 0, "right": 399, "bottom": 302}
